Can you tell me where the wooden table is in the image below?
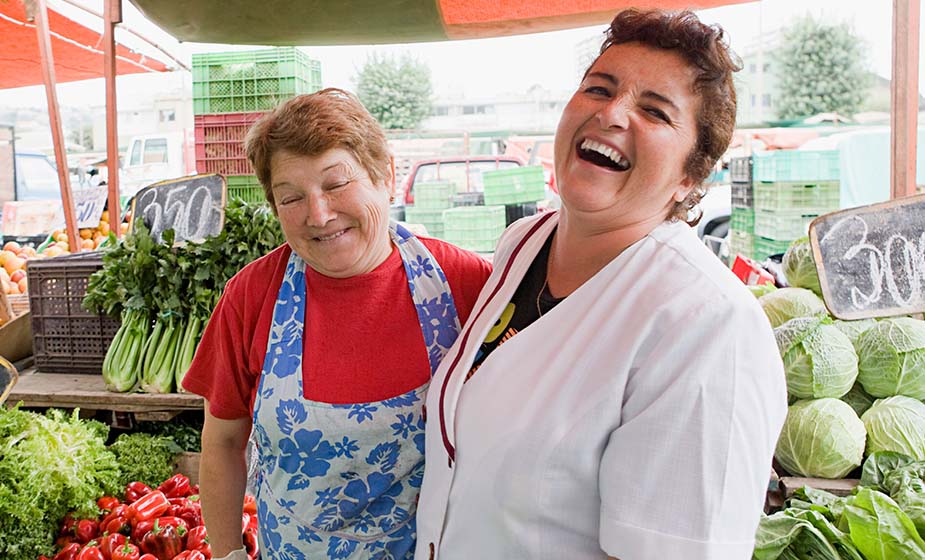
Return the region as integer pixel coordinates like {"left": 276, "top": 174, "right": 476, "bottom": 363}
{"left": 7, "top": 368, "right": 203, "bottom": 420}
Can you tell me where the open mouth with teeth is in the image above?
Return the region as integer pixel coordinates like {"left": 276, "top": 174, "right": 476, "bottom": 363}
{"left": 577, "top": 139, "right": 631, "bottom": 171}
{"left": 313, "top": 228, "right": 349, "bottom": 242}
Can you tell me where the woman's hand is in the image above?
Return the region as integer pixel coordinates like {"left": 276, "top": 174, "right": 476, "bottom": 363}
{"left": 200, "top": 403, "right": 253, "bottom": 557}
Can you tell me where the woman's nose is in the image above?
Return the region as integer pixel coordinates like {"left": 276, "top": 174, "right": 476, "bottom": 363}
{"left": 305, "top": 193, "right": 336, "bottom": 227}
{"left": 598, "top": 95, "right": 631, "bottom": 129}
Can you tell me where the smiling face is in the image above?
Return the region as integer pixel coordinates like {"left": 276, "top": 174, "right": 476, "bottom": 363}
{"left": 554, "top": 41, "right": 701, "bottom": 231}
{"left": 271, "top": 147, "right": 395, "bottom": 278}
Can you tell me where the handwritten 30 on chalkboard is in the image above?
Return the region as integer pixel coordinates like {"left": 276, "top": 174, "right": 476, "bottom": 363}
{"left": 810, "top": 193, "right": 925, "bottom": 320}
{"left": 131, "top": 174, "right": 227, "bottom": 244}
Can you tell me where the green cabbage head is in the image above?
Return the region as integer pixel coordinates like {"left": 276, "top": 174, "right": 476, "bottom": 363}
{"left": 776, "top": 398, "right": 866, "bottom": 479}
{"left": 834, "top": 319, "right": 878, "bottom": 348}
{"left": 842, "top": 383, "right": 876, "bottom": 417}
{"left": 760, "top": 287, "right": 827, "bottom": 328}
{"left": 783, "top": 236, "right": 822, "bottom": 296}
{"left": 856, "top": 317, "right": 925, "bottom": 399}
{"left": 862, "top": 396, "right": 925, "bottom": 461}
{"left": 775, "top": 316, "right": 859, "bottom": 399}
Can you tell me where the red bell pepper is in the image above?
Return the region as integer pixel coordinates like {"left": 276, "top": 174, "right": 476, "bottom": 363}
{"left": 53, "top": 543, "right": 82, "bottom": 560}
{"left": 243, "top": 527, "right": 258, "bottom": 559}
{"left": 76, "top": 543, "right": 106, "bottom": 560}
{"left": 153, "top": 516, "right": 189, "bottom": 534}
{"left": 176, "top": 498, "right": 202, "bottom": 529}
{"left": 104, "top": 513, "right": 132, "bottom": 537}
{"left": 173, "top": 551, "right": 206, "bottom": 560}
{"left": 131, "top": 519, "right": 156, "bottom": 544}
{"left": 100, "top": 533, "right": 128, "bottom": 558}
{"left": 156, "top": 474, "right": 192, "bottom": 499}
{"left": 60, "top": 513, "right": 78, "bottom": 536}
{"left": 140, "top": 520, "right": 187, "bottom": 560}
{"left": 129, "top": 490, "right": 170, "bottom": 522}
{"left": 111, "top": 542, "right": 141, "bottom": 560}
{"left": 242, "top": 494, "right": 257, "bottom": 517}
{"left": 100, "top": 504, "right": 129, "bottom": 528}
{"left": 97, "top": 496, "right": 121, "bottom": 513}
{"left": 75, "top": 519, "right": 99, "bottom": 544}
{"left": 125, "top": 482, "right": 154, "bottom": 503}
{"left": 138, "top": 555, "right": 157, "bottom": 560}
{"left": 185, "top": 525, "right": 209, "bottom": 551}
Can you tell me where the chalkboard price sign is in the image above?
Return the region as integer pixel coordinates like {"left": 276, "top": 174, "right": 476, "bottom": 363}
{"left": 131, "top": 174, "right": 227, "bottom": 244}
{"left": 810, "top": 193, "right": 925, "bottom": 320}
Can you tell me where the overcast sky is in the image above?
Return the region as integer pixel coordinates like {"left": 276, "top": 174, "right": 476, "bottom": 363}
{"left": 0, "top": 0, "right": 915, "bottom": 107}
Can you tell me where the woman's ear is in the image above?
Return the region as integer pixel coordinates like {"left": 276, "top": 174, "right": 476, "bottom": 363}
{"left": 673, "top": 175, "right": 697, "bottom": 203}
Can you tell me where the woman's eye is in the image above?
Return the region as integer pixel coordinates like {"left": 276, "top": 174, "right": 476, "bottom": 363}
{"left": 583, "top": 85, "right": 610, "bottom": 96}
{"left": 325, "top": 180, "right": 351, "bottom": 191}
{"left": 278, "top": 196, "right": 301, "bottom": 206}
{"left": 645, "top": 107, "right": 671, "bottom": 123}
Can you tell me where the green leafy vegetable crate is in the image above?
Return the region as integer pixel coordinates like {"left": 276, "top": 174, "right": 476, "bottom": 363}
{"left": 754, "top": 236, "right": 793, "bottom": 262}
{"left": 482, "top": 166, "right": 545, "bottom": 205}
{"left": 730, "top": 206, "right": 755, "bottom": 234}
{"left": 443, "top": 206, "right": 506, "bottom": 253}
{"left": 728, "top": 230, "right": 754, "bottom": 263}
{"left": 404, "top": 207, "right": 445, "bottom": 238}
{"left": 755, "top": 209, "right": 821, "bottom": 240}
{"left": 26, "top": 252, "right": 121, "bottom": 374}
{"left": 192, "top": 47, "right": 322, "bottom": 114}
{"left": 754, "top": 180, "right": 839, "bottom": 213}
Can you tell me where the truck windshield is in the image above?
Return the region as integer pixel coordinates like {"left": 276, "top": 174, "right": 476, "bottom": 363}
{"left": 17, "top": 154, "right": 61, "bottom": 200}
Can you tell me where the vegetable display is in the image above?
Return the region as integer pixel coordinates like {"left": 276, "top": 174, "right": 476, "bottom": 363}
{"left": 754, "top": 452, "right": 925, "bottom": 559}
{"left": 782, "top": 236, "right": 822, "bottom": 297}
{"left": 85, "top": 199, "right": 285, "bottom": 393}
{"left": 776, "top": 398, "right": 866, "bottom": 479}
{"left": 855, "top": 317, "right": 925, "bottom": 400}
{"left": 861, "top": 396, "right": 925, "bottom": 461}
{"left": 759, "top": 287, "right": 827, "bottom": 328}
{"left": 775, "top": 316, "right": 858, "bottom": 399}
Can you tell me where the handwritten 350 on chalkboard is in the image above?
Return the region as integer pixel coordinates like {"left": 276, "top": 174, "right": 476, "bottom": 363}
{"left": 131, "top": 174, "right": 227, "bottom": 244}
{"left": 810, "top": 193, "right": 925, "bottom": 320}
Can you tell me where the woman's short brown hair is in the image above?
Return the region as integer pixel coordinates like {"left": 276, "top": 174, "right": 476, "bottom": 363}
{"left": 245, "top": 88, "right": 392, "bottom": 207}
{"left": 592, "top": 9, "right": 741, "bottom": 224}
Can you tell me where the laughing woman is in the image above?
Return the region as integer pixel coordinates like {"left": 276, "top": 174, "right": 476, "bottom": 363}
{"left": 416, "top": 9, "right": 787, "bottom": 560}
{"left": 182, "top": 89, "right": 491, "bottom": 560}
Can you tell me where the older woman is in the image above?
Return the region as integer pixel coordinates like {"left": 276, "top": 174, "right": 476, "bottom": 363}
{"left": 415, "top": 9, "right": 787, "bottom": 560}
{"left": 182, "top": 88, "right": 491, "bottom": 560}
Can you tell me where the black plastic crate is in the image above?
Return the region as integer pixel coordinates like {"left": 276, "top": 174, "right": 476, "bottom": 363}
{"left": 732, "top": 181, "right": 754, "bottom": 208}
{"left": 450, "top": 192, "right": 485, "bottom": 207}
{"left": 505, "top": 202, "right": 538, "bottom": 226}
{"left": 26, "top": 251, "right": 121, "bottom": 374}
{"left": 730, "top": 156, "right": 753, "bottom": 183}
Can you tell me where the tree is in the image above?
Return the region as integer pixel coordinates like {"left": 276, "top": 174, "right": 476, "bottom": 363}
{"left": 355, "top": 53, "right": 432, "bottom": 129}
{"left": 773, "top": 16, "right": 870, "bottom": 120}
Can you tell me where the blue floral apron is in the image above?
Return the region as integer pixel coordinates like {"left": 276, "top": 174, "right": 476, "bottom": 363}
{"left": 252, "top": 222, "right": 461, "bottom": 560}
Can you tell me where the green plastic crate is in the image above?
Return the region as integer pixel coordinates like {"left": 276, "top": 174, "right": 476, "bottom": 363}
{"left": 753, "top": 150, "right": 840, "bottom": 183}
{"left": 754, "top": 210, "right": 820, "bottom": 241}
{"left": 754, "top": 181, "right": 840, "bottom": 212}
{"left": 728, "top": 230, "right": 755, "bottom": 262}
{"left": 443, "top": 206, "right": 506, "bottom": 253}
{"left": 754, "top": 236, "right": 793, "bottom": 262}
{"left": 404, "top": 207, "right": 445, "bottom": 238}
{"left": 482, "top": 166, "right": 545, "bottom": 205}
{"left": 226, "top": 175, "right": 267, "bottom": 204}
{"left": 413, "top": 181, "right": 455, "bottom": 210}
{"left": 730, "top": 206, "right": 755, "bottom": 234}
{"left": 192, "top": 47, "right": 322, "bottom": 114}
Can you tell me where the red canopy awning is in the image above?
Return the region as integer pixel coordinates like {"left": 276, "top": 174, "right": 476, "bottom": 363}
{"left": 0, "top": 0, "right": 169, "bottom": 89}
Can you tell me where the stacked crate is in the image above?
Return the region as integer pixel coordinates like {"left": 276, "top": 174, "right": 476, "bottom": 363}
{"left": 483, "top": 166, "right": 545, "bottom": 226}
{"left": 443, "top": 206, "right": 507, "bottom": 254}
{"left": 192, "top": 47, "right": 322, "bottom": 203}
{"left": 752, "top": 150, "right": 840, "bottom": 261}
{"left": 405, "top": 181, "right": 454, "bottom": 238}
{"left": 728, "top": 156, "right": 755, "bottom": 262}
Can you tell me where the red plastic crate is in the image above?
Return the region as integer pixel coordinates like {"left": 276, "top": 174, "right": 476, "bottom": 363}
{"left": 194, "top": 111, "right": 266, "bottom": 175}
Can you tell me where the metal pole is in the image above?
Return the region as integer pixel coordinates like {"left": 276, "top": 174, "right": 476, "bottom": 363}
{"left": 104, "top": 0, "right": 123, "bottom": 237}
{"left": 30, "top": 0, "right": 80, "bottom": 252}
{"left": 891, "top": 0, "right": 920, "bottom": 199}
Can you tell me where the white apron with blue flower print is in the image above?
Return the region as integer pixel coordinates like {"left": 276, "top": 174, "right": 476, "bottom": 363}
{"left": 252, "top": 222, "right": 461, "bottom": 560}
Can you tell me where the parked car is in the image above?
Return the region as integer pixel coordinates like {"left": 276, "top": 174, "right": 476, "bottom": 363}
{"left": 120, "top": 130, "right": 196, "bottom": 197}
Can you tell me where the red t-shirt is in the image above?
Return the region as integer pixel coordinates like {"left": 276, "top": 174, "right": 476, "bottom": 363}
{"left": 182, "top": 238, "right": 492, "bottom": 419}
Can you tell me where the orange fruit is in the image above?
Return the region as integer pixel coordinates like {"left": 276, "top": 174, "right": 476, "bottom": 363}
{"left": 2, "top": 241, "right": 21, "bottom": 253}
{"left": 54, "top": 232, "right": 68, "bottom": 243}
{"left": 99, "top": 222, "right": 111, "bottom": 235}
{"left": 101, "top": 210, "right": 110, "bottom": 223}
{"left": 79, "top": 228, "right": 93, "bottom": 240}
{"left": 81, "top": 238, "right": 95, "bottom": 250}
{"left": 17, "top": 278, "right": 26, "bottom": 294}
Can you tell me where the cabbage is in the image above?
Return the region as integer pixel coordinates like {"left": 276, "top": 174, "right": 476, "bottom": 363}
{"left": 834, "top": 318, "right": 878, "bottom": 348}
{"left": 776, "top": 398, "right": 866, "bottom": 479}
{"left": 775, "top": 316, "right": 858, "bottom": 399}
{"left": 856, "top": 318, "right": 925, "bottom": 399}
{"left": 760, "top": 287, "right": 828, "bottom": 328}
{"left": 748, "top": 283, "right": 778, "bottom": 299}
{"left": 862, "top": 396, "right": 925, "bottom": 461}
{"left": 842, "top": 382, "right": 876, "bottom": 417}
{"left": 783, "top": 236, "right": 822, "bottom": 296}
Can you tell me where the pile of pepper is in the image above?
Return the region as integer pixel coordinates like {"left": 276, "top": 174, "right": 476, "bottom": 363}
{"left": 42, "top": 474, "right": 259, "bottom": 560}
